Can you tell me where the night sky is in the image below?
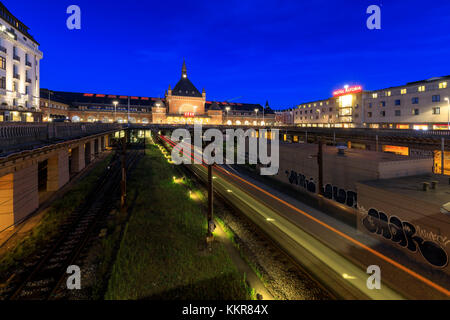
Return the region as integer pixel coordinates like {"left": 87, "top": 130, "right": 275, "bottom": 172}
{"left": 6, "top": 0, "right": 450, "bottom": 109}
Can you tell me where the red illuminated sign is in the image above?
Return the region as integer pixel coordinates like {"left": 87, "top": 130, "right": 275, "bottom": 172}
{"left": 333, "top": 85, "right": 362, "bottom": 97}
{"left": 184, "top": 112, "right": 195, "bottom": 117}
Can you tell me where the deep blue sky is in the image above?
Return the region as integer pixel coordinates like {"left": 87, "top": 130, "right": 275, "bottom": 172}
{"left": 6, "top": 0, "right": 450, "bottom": 109}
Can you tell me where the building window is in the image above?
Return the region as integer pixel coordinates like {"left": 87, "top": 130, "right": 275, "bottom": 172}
{"left": 418, "top": 85, "right": 425, "bottom": 92}
{"left": 329, "top": 107, "right": 333, "bottom": 112}
{"left": 372, "top": 93, "right": 378, "bottom": 99}
{"left": 0, "top": 77, "right": 5, "bottom": 89}
{"left": 380, "top": 101, "right": 386, "bottom": 107}
{"left": 0, "top": 56, "right": 5, "bottom": 70}
{"left": 385, "top": 91, "right": 391, "bottom": 97}
{"left": 380, "top": 111, "right": 386, "bottom": 117}
{"left": 432, "top": 95, "right": 440, "bottom": 102}
{"left": 432, "top": 107, "right": 440, "bottom": 115}
{"left": 368, "top": 103, "right": 372, "bottom": 108}
{"left": 367, "top": 112, "right": 372, "bottom": 118}
{"left": 439, "top": 82, "right": 447, "bottom": 89}
{"left": 412, "top": 109, "right": 419, "bottom": 115}
{"left": 412, "top": 97, "right": 419, "bottom": 104}
{"left": 25, "top": 86, "right": 29, "bottom": 94}
{"left": 401, "top": 88, "right": 407, "bottom": 94}
{"left": 395, "top": 99, "right": 401, "bottom": 106}
{"left": 395, "top": 110, "right": 401, "bottom": 116}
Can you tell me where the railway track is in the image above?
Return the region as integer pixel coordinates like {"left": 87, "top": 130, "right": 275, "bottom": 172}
{"left": 156, "top": 134, "right": 336, "bottom": 299}
{"left": 0, "top": 148, "right": 141, "bottom": 300}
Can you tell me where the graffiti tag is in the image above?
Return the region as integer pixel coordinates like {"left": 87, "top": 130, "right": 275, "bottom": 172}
{"left": 285, "top": 170, "right": 357, "bottom": 208}
{"left": 362, "top": 208, "right": 448, "bottom": 268}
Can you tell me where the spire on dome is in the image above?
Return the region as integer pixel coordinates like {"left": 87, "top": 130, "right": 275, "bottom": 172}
{"left": 182, "top": 59, "right": 187, "bottom": 78}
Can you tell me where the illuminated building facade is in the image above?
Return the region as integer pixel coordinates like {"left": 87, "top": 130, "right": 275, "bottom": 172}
{"left": 293, "top": 85, "right": 364, "bottom": 128}
{"left": 288, "top": 76, "right": 450, "bottom": 130}
{"left": 0, "top": 2, "right": 43, "bottom": 122}
{"left": 40, "top": 61, "right": 276, "bottom": 126}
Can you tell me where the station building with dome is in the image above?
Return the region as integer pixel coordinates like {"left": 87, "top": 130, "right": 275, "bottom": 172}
{"left": 39, "top": 61, "right": 276, "bottom": 126}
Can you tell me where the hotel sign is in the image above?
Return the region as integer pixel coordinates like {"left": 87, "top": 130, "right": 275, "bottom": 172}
{"left": 333, "top": 85, "right": 362, "bottom": 97}
{"left": 184, "top": 112, "right": 195, "bottom": 117}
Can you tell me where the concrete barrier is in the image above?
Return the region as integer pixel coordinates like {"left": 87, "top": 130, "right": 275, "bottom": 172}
{"left": 0, "top": 123, "right": 122, "bottom": 153}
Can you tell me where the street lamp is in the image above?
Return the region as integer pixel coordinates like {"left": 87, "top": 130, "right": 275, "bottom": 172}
{"left": 445, "top": 97, "right": 449, "bottom": 130}
{"left": 254, "top": 108, "right": 259, "bottom": 125}
{"left": 113, "top": 100, "right": 118, "bottom": 122}
{"left": 225, "top": 106, "right": 230, "bottom": 124}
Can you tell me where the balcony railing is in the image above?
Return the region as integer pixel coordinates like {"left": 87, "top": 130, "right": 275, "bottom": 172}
{"left": 25, "top": 61, "right": 32, "bottom": 67}
{"left": 13, "top": 74, "right": 20, "bottom": 80}
{"left": 13, "top": 55, "right": 20, "bottom": 61}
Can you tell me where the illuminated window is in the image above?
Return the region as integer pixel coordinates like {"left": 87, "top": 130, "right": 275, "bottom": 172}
{"left": 385, "top": 91, "right": 391, "bottom": 97}
{"left": 401, "top": 88, "right": 407, "bottom": 94}
{"left": 372, "top": 93, "right": 378, "bottom": 98}
{"left": 439, "top": 82, "right": 447, "bottom": 89}
{"left": 432, "top": 107, "right": 440, "bottom": 115}
{"left": 418, "top": 85, "right": 425, "bottom": 92}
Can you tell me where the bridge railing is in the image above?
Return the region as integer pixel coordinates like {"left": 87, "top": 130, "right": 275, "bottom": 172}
{"left": 0, "top": 122, "right": 122, "bottom": 153}
{"left": 275, "top": 126, "right": 450, "bottom": 138}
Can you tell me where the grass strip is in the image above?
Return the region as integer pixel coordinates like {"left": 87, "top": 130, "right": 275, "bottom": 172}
{"left": 105, "top": 144, "right": 249, "bottom": 300}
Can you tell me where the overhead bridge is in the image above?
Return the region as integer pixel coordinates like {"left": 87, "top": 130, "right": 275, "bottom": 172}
{"left": 129, "top": 123, "right": 449, "bottom": 152}
{"left": 0, "top": 123, "right": 123, "bottom": 231}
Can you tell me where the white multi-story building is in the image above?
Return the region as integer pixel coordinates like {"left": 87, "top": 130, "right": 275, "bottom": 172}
{"left": 0, "top": 2, "right": 43, "bottom": 122}
{"left": 363, "top": 76, "right": 450, "bottom": 130}
{"left": 286, "top": 76, "right": 450, "bottom": 130}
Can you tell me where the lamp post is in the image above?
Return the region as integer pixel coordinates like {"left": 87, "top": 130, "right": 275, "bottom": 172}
{"left": 113, "top": 100, "right": 118, "bottom": 123}
{"left": 255, "top": 108, "right": 259, "bottom": 125}
{"left": 445, "top": 97, "right": 449, "bottom": 130}
{"left": 225, "top": 106, "right": 230, "bottom": 125}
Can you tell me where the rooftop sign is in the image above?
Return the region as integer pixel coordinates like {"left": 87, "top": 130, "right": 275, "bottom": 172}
{"left": 333, "top": 85, "right": 362, "bottom": 97}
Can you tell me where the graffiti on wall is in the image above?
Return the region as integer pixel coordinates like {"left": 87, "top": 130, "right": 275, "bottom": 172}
{"left": 284, "top": 170, "right": 357, "bottom": 208}
{"left": 362, "top": 208, "right": 448, "bottom": 268}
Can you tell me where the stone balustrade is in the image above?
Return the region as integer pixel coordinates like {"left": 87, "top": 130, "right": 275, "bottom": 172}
{"left": 0, "top": 122, "right": 122, "bottom": 154}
